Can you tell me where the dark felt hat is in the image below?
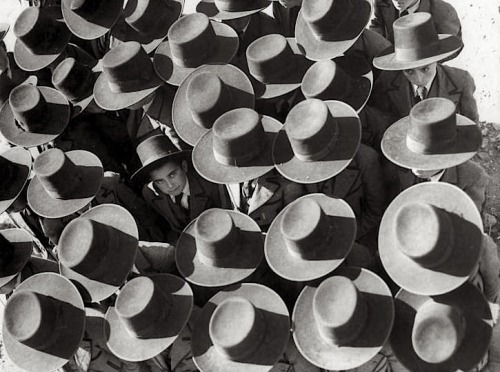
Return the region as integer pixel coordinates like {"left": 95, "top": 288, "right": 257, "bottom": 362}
{"left": 379, "top": 182, "right": 483, "bottom": 296}
{"left": 0, "top": 229, "right": 33, "bottom": 289}
{"left": 197, "top": 0, "right": 273, "bottom": 21}
{"left": 293, "top": 267, "right": 394, "bottom": 370}
{"left": 0, "top": 147, "right": 32, "bottom": 215}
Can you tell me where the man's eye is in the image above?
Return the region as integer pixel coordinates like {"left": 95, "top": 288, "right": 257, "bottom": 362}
{"left": 405, "top": 70, "right": 414, "bottom": 74}
{"left": 423, "top": 67, "right": 430, "bottom": 72}
{"left": 169, "top": 172, "right": 177, "bottom": 179}
{"left": 154, "top": 179, "right": 164, "bottom": 184}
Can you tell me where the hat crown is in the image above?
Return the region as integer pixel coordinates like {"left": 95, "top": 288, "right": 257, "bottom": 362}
{"left": 124, "top": 0, "right": 173, "bottom": 36}
{"left": 214, "top": 0, "right": 257, "bottom": 12}
{"left": 9, "top": 84, "right": 48, "bottom": 133}
{"left": 135, "top": 134, "right": 180, "bottom": 170}
{"left": 302, "top": 0, "right": 354, "bottom": 39}
{"left": 70, "top": 0, "right": 99, "bottom": 13}
{"left": 52, "top": 57, "right": 94, "bottom": 102}
{"left": 0, "top": 233, "right": 15, "bottom": 269}
{"left": 302, "top": 60, "right": 352, "bottom": 101}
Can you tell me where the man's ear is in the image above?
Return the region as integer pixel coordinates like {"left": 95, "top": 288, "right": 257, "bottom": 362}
{"left": 181, "top": 159, "right": 189, "bottom": 173}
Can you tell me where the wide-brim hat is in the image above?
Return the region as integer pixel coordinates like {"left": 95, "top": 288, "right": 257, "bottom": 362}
{"left": 0, "top": 229, "right": 33, "bottom": 288}
{"left": 391, "top": 284, "right": 493, "bottom": 372}
{"left": 105, "top": 274, "right": 193, "bottom": 361}
{"left": 192, "top": 283, "right": 290, "bottom": 372}
{"left": 379, "top": 182, "right": 483, "bottom": 296}
{"left": 3, "top": 272, "right": 85, "bottom": 372}
{"left": 27, "top": 150, "right": 103, "bottom": 218}
{"left": 196, "top": 0, "right": 272, "bottom": 21}
{"left": 173, "top": 64, "right": 255, "bottom": 146}
{"left": 273, "top": 100, "right": 361, "bottom": 184}
{"left": 0, "top": 147, "right": 32, "bottom": 215}
{"left": 0, "top": 87, "right": 70, "bottom": 148}
{"left": 59, "top": 204, "right": 138, "bottom": 303}
{"left": 293, "top": 266, "right": 394, "bottom": 370}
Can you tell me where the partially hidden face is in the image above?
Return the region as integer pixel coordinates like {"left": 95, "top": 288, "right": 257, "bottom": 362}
{"left": 149, "top": 159, "right": 188, "bottom": 197}
{"left": 403, "top": 63, "right": 437, "bottom": 87}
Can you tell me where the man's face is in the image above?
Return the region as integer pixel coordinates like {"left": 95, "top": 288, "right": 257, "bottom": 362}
{"left": 150, "top": 160, "right": 188, "bottom": 197}
{"left": 403, "top": 63, "right": 437, "bottom": 87}
{"left": 391, "top": 0, "right": 417, "bottom": 11}
{"left": 412, "top": 168, "right": 443, "bottom": 179}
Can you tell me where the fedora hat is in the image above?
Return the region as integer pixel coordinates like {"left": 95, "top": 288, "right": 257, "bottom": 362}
{"left": 193, "top": 108, "right": 281, "bottom": 184}
{"left": 93, "top": 41, "right": 163, "bottom": 111}
{"left": 301, "top": 54, "right": 373, "bottom": 113}
{"left": 373, "top": 12, "right": 463, "bottom": 71}
{"left": 265, "top": 194, "right": 356, "bottom": 282}
{"left": 58, "top": 204, "right": 139, "bottom": 303}
{"left": 197, "top": 0, "right": 273, "bottom": 21}
{"left": 379, "top": 182, "right": 483, "bottom": 296}
{"left": 27, "top": 148, "right": 103, "bottom": 218}
{"left": 192, "top": 283, "right": 290, "bottom": 372}
{"left": 246, "top": 34, "right": 313, "bottom": 99}
{"left": 391, "top": 283, "right": 493, "bottom": 372}
{"left": 105, "top": 274, "right": 193, "bottom": 361}
{"left": 382, "top": 97, "right": 482, "bottom": 171}
{"left": 273, "top": 99, "right": 361, "bottom": 184}
{"left": 0, "top": 84, "right": 70, "bottom": 148}
{"left": 0, "top": 147, "right": 32, "bottom": 215}
{"left": 293, "top": 267, "right": 394, "bottom": 370}
{"left": 176, "top": 208, "right": 264, "bottom": 287}
{"left": 153, "top": 12, "right": 238, "bottom": 86}
{"left": 0, "top": 229, "right": 33, "bottom": 289}
{"left": 173, "top": 64, "right": 255, "bottom": 146}
{"left": 2, "top": 272, "right": 85, "bottom": 372}
{"left": 13, "top": 7, "right": 72, "bottom": 72}
{"left": 295, "top": 0, "right": 372, "bottom": 61}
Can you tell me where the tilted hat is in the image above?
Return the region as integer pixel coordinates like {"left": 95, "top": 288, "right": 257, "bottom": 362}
{"left": 295, "top": 0, "right": 373, "bottom": 61}
{"left": 273, "top": 99, "right": 361, "bottom": 184}
{"left": 27, "top": 148, "right": 103, "bottom": 218}
{"left": 265, "top": 194, "right": 356, "bottom": 282}
{"left": 392, "top": 283, "right": 493, "bottom": 372}
{"left": 193, "top": 108, "right": 281, "bottom": 184}
{"left": 58, "top": 204, "right": 139, "bottom": 302}
{"left": 192, "top": 283, "right": 290, "bottom": 372}
{"left": 382, "top": 97, "right": 482, "bottom": 171}
{"left": 373, "top": 12, "right": 463, "bottom": 71}
{"left": 0, "top": 84, "right": 70, "bottom": 148}
{"left": 2, "top": 273, "right": 85, "bottom": 372}
{"left": 154, "top": 12, "right": 238, "bottom": 86}
{"left": 173, "top": 64, "right": 255, "bottom": 146}
{"left": 293, "top": 267, "right": 394, "bottom": 370}
{"left": 379, "top": 182, "right": 483, "bottom": 296}
{"left": 197, "top": 0, "right": 273, "bottom": 21}
{"left": 0, "top": 229, "right": 33, "bottom": 288}
{"left": 176, "top": 208, "right": 264, "bottom": 287}
{"left": 0, "top": 147, "right": 32, "bottom": 214}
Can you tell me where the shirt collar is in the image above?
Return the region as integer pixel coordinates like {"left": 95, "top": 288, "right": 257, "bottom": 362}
{"left": 430, "top": 169, "right": 445, "bottom": 182}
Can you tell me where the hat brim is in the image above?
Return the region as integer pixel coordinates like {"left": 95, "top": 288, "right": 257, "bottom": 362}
{"left": 373, "top": 34, "right": 463, "bottom": 71}
{"left": 27, "top": 150, "right": 103, "bottom": 219}
{"left": 293, "top": 266, "right": 394, "bottom": 370}
{"left": 379, "top": 182, "right": 483, "bottom": 296}
{"left": 0, "top": 229, "right": 33, "bottom": 288}
{"left": 192, "top": 283, "right": 290, "bottom": 372}
{"left": 391, "top": 284, "right": 493, "bottom": 372}
{"left": 173, "top": 63, "right": 255, "bottom": 146}
{"left": 381, "top": 114, "right": 481, "bottom": 171}
{"left": 153, "top": 21, "right": 239, "bottom": 86}
{"left": 3, "top": 273, "right": 85, "bottom": 372}
{"left": 105, "top": 274, "right": 193, "bottom": 361}
{"left": 0, "top": 86, "right": 70, "bottom": 148}
{"left": 193, "top": 114, "right": 281, "bottom": 184}
{"left": 196, "top": 0, "right": 271, "bottom": 21}
{"left": 59, "top": 204, "right": 139, "bottom": 303}
{"left": 265, "top": 194, "right": 356, "bottom": 282}
{"left": 68, "top": 70, "right": 101, "bottom": 118}
{"left": 273, "top": 100, "right": 361, "bottom": 184}
{"left": 295, "top": 0, "right": 372, "bottom": 61}
{"left": 131, "top": 149, "right": 191, "bottom": 184}
{"left": 0, "top": 147, "right": 32, "bottom": 215}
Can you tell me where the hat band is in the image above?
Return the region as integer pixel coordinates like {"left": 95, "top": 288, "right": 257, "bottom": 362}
{"left": 197, "top": 228, "right": 242, "bottom": 268}
{"left": 293, "top": 124, "right": 338, "bottom": 162}
{"left": 214, "top": 143, "right": 262, "bottom": 167}
{"left": 394, "top": 43, "right": 441, "bottom": 62}
{"left": 405, "top": 132, "right": 457, "bottom": 155}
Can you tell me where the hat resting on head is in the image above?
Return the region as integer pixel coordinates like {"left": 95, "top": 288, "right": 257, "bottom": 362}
{"left": 196, "top": 0, "right": 273, "bottom": 21}
{"left": 0, "top": 229, "right": 33, "bottom": 289}
{"left": 0, "top": 147, "right": 32, "bottom": 215}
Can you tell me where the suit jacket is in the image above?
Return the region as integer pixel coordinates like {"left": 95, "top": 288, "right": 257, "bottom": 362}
{"left": 271, "top": 2, "right": 301, "bottom": 37}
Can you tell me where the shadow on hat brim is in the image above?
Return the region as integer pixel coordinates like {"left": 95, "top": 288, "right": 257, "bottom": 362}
{"left": 27, "top": 150, "right": 103, "bottom": 219}
{"left": 392, "top": 285, "right": 493, "bottom": 372}
{"left": 196, "top": 0, "right": 271, "bottom": 21}
{"left": 379, "top": 182, "right": 483, "bottom": 296}
{"left": 265, "top": 194, "right": 356, "bottom": 282}
{"left": 293, "top": 267, "right": 394, "bottom": 370}
{"left": 69, "top": 70, "right": 101, "bottom": 118}
{"left": 173, "top": 63, "right": 255, "bottom": 146}
{"left": 131, "top": 150, "right": 191, "bottom": 184}
{"left": 0, "top": 87, "right": 70, "bottom": 148}
{"left": 193, "top": 115, "right": 281, "bottom": 184}
{"left": 273, "top": 100, "right": 361, "bottom": 184}
{"left": 381, "top": 113, "right": 481, "bottom": 171}
{"left": 176, "top": 210, "right": 264, "bottom": 287}
{"left": 295, "top": 0, "right": 372, "bottom": 61}
{"left": 0, "top": 147, "right": 32, "bottom": 215}
{"left": 193, "top": 283, "right": 289, "bottom": 372}
{"left": 3, "top": 273, "right": 85, "bottom": 372}
{"left": 0, "top": 229, "right": 33, "bottom": 288}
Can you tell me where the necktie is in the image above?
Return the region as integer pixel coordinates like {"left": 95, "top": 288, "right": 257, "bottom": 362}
{"left": 399, "top": 9, "right": 409, "bottom": 17}
{"left": 415, "top": 86, "right": 427, "bottom": 103}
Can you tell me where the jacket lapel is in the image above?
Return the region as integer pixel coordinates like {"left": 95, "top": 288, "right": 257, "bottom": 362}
{"left": 387, "top": 72, "right": 413, "bottom": 117}
{"left": 151, "top": 193, "right": 182, "bottom": 227}
{"left": 435, "top": 65, "right": 462, "bottom": 107}
{"left": 248, "top": 176, "right": 279, "bottom": 215}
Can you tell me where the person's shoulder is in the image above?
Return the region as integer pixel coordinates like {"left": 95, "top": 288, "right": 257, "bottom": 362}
{"left": 438, "top": 64, "right": 475, "bottom": 88}
{"left": 456, "top": 160, "right": 487, "bottom": 179}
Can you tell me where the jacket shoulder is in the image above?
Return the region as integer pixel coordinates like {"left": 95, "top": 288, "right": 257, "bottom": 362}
{"left": 439, "top": 65, "right": 475, "bottom": 86}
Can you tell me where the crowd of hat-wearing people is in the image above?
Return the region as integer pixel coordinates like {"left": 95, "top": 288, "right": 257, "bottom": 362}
{"left": 0, "top": 0, "right": 498, "bottom": 371}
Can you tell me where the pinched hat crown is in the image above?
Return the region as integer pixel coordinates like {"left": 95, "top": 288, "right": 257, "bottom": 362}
{"left": 301, "top": 0, "right": 354, "bottom": 40}
{"left": 52, "top": 57, "right": 95, "bottom": 102}
{"left": 10, "top": 84, "right": 49, "bottom": 133}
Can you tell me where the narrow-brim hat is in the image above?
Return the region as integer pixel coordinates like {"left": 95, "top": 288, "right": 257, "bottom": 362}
{"left": 295, "top": 0, "right": 372, "bottom": 61}
{"left": 273, "top": 99, "right": 361, "bottom": 184}
{"left": 379, "top": 182, "right": 483, "bottom": 296}
{"left": 0, "top": 147, "right": 32, "bottom": 215}
{"left": 391, "top": 284, "right": 493, "bottom": 372}
{"left": 105, "top": 274, "right": 193, "bottom": 361}
{"left": 2, "top": 272, "right": 85, "bottom": 372}
{"left": 197, "top": 0, "right": 273, "bottom": 21}
{"left": 193, "top": 108, "right": 281, "bottom": 184}
{"left": 373, "top": 12, "right": 463, "bottom": 71}
{"left": 192, "top": 283, "right": 290, "bottom": 372}
{"left": 153, "top": 12, "right": 238, "bottom": 86}
{"left": 293, "top": 267, "right": 394, "bottom": 370}
{"left": 173, "top": 63, "right": 255, "bottom": 146}
{"left": 382, "top": 97, "right": 482, "bottom": 171}
{"left": 27, "top": 148, "right": 103, "bottom": 219}
{"left": 0, "top": 229, "right": 33, "bottom": 288}
{"left": 58, "top": 204, "right": 139, "bottom": 302}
